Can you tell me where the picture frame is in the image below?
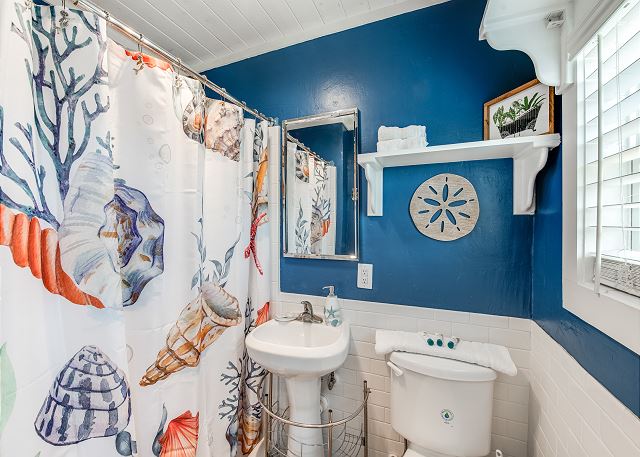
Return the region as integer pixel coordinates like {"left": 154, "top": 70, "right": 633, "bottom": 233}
{"left": 483, "top": 79, "right": 554, "bottom": 140}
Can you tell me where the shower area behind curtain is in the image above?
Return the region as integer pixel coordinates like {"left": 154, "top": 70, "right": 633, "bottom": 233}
{"left": 0, "top": 3, "right": 274, "bottom": 456}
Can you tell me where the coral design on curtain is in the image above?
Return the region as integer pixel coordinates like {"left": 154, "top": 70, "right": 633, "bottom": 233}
{"left": 0, "top": 3, "right": 272, "bottom": 456}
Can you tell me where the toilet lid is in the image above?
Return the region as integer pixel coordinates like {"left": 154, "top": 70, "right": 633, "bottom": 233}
{"left": 390, "top": 352, "right": 496, "bottom": 382}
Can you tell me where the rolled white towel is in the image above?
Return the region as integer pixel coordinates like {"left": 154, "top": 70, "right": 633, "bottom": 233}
{"left": 402, "top": 137, "right": 428, "bottom": 149}
{"left": 377, "top": 139, "right": 404, "bottom": 152}
{"left": 377, "top": 136, "right": 427, "bottom": 152}
{"left": 378, "top": 125, "right": 426, "bottom": 141}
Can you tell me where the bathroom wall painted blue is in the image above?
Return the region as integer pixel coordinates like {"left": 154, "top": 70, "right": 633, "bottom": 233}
{"left": 205, "top": 0, "right": 536, "bottom": 317}
{"left": 532, "top": 99, "right": 640, "bottom": 416}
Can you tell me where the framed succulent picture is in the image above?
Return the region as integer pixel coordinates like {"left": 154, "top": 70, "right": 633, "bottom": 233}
{"left": 483, "top": 79, "right": 554, "bottom": 140}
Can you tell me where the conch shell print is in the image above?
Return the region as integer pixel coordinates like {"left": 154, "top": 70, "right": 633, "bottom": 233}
{"left": 34, "top": 346, "right": 131, "bottom": 445}
{"left": 59, "top": 150, "right": 165, "bottom": 308}
{"left": 203, "top": 100, "right": 244, "bottom": 161}
{"left": 182, "top": 79, "right": 206, "bottom": 143}
{"left": 238, "top": 414, "right": 261, "bottom": 455}
{"left": 140, "top": 282, "right": 242, "bottom": 386}
{"left": 0, "top": 204, "right": 104, "bottom": 308}
{"left": 158, "top": 411, "right": 199, "bottom": 457}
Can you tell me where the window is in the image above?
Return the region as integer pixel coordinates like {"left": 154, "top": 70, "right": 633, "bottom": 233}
{"left": 563, "top": 0, "right": 640, "bottom": 355}
{"left": 577, "top": 0, "right": 640, "bottom": 296}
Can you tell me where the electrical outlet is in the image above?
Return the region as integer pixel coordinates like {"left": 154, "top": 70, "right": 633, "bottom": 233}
{"left": 357, "top": 263, "right": 373, "bottom": 289}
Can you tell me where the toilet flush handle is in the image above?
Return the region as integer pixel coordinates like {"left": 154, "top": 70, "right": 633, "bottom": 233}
{"left": 387, "top": 361, "right": 403, "bottom": 377}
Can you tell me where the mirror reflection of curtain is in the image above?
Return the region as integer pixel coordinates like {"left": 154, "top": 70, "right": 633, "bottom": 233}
{"left": 310, "top": 160, "right": 337, "bottom": 255}
{"left": 286, "top": 143, "right": 336, "bottom": 255}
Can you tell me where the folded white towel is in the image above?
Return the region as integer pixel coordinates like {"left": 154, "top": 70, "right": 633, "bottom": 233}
{"left": 377, "top": 137, "right": 427, "bottom": 152}
{"left": 375, "top": 330, "right": 517, "bottom": 376}
{"left": 378, "top": 125, "right": 427, "bottom": 141}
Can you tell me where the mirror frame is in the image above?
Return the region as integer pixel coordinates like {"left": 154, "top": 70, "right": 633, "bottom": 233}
{"left": 281, "top": 108, "right": 360, "bottom": 261}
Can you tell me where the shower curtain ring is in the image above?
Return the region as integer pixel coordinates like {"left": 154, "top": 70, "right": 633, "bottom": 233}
{"left": 57, "top": 0, "right": 70, "bottom": 30}
{"left": 174, "top": 58, "right": 183, "bottom": 88}
{"left": 134, "top": 34, "right": 145, "bottom": 74}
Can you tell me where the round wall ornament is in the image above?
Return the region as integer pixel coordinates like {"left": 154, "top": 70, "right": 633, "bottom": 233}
{"left": 410, "top": 173, "right": 479, "bottom": 241}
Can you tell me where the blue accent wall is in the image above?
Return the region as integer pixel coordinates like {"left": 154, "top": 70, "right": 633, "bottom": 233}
{"left": 205, "top": 0, "right": 536, "bottom": 318}
{"left": 532, "top": 98, "right": 640, "bottom": 416}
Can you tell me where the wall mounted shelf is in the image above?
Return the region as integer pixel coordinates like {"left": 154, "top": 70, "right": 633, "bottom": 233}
{"left": 357, "top": 134, "right": 561, "bottom": 217}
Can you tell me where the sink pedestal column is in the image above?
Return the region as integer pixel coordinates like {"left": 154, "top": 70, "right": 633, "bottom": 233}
{"left": 285, "top": 375, "right": 324, "bottom": 457}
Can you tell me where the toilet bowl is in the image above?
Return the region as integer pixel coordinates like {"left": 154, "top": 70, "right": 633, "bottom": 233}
{"left": 388, "top": 352, "right": 497, "bottom": 457}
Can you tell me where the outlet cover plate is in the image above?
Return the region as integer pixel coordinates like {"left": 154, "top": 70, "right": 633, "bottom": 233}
{"left": 357, "top": 263, "right": 373, "bottom": 289}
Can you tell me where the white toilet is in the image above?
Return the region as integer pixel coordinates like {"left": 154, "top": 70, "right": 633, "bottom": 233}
{"left": 388, "top": 352, "right": 497, "bottom": 457}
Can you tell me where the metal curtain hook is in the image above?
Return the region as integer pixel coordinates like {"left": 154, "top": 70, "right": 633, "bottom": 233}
{"left": 134, "top": 33, "right": 145, "bottom": 74}
{"left": 57, "top": 0, "right": 70, "bottom": 31}
{"left": 174, "top": 58, "right": 183, "bottom": 88}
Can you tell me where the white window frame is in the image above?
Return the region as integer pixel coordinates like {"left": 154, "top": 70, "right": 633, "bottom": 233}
{"left": 562, "top": 0, "right": 640, "bottom": 354}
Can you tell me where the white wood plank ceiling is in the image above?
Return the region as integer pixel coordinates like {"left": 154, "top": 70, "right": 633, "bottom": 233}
{"left": 90, "top": 0, "right": 448, "bottom": 70}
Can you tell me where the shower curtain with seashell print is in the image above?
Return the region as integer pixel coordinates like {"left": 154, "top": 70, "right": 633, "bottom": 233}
{"left": 0, "top": 3, "right": 273, "bottom": 456}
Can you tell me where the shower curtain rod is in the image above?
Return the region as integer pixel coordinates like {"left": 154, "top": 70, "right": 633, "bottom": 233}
{"left": 285, "top": 135, "right": 329, "bottom": 164}
{"left": 43, "top": 0, "right": 277, "bottom": 126}
{"left": 44, "top": 0, "right": 331, "bottom": 164}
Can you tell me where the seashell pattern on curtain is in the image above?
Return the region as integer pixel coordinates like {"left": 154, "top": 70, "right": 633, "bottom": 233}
{"left": 0, "top": 3, "right": 272, "bottom": 456}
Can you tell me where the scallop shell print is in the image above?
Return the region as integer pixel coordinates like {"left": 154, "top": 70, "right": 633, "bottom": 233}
{"left": 140, "top": 282, "right": 242, "bottom": 386}
{"left": 59, "top": 150, "right": 165, "bottom": 308}
{"left": 34, "top": 346, "right": 131, "bottom": 446}
{"left": 158, "top": 411, "right": 199, "bottom": 457}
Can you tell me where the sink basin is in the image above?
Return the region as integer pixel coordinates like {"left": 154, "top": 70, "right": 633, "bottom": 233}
{"left": 246, "top": 319, "right": 350, "bottom": 457}
{"left": 246, "top": 319, "right": 350, "bottom": 377}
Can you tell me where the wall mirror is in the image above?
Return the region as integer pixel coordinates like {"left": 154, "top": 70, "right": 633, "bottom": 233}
{"left": 282, "top": 108, "right": 359, "bottom": 260}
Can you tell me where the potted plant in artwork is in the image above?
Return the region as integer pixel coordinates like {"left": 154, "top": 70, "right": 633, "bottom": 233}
{"left": 493, "top": 92, "right": 545, "bottom": 138}
{"left": 484, "top": 79, "right": 554, "bottom": 140}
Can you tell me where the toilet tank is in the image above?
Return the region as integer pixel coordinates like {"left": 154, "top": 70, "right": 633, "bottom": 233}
{"left": 389, "top": 352, "right": 497, "bottom": 457}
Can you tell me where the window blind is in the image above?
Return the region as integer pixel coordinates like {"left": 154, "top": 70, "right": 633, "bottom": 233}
{"left": 579, "top": 0, "right": 640, "bottom": 296}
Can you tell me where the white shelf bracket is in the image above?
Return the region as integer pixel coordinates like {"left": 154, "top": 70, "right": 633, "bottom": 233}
{"left": 512, "top": 144, "right": 549, "bottom": 215}
{"left": 479, "top": 0, "right": 569, "bottom": 88}
{"left": 362, "top": 160, "right": 383, "bottom": 216}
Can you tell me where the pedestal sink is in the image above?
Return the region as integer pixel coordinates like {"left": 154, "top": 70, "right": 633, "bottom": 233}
{"left": 246, "top": 318, "right": 350, "bottom": 457}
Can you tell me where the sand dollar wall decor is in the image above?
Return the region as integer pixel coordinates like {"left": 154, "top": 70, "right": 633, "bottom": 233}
{"left": 410, "top": 173, "right": 479, "bottom": 241}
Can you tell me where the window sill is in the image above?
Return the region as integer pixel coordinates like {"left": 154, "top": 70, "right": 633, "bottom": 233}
{"left": 563, "top": 279, "right": 640, "bottom": 354}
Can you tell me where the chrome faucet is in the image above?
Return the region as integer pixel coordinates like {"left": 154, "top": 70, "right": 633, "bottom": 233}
{"left": 297, "top": 301, "right": 323, "bottom": 323}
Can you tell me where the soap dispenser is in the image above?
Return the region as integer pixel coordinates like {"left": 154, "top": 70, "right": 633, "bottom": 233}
{"left": 323, "top": 285, "right": 342, "bottom": 327}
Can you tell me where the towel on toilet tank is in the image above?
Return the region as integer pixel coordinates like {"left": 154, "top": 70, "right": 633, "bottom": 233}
{"left": 374, "top": 330, "right": 517, "bottom": 376}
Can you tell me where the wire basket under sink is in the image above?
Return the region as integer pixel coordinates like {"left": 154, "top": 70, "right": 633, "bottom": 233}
{"left": 257, "top": 373, "right": 370, "bottom": 457}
